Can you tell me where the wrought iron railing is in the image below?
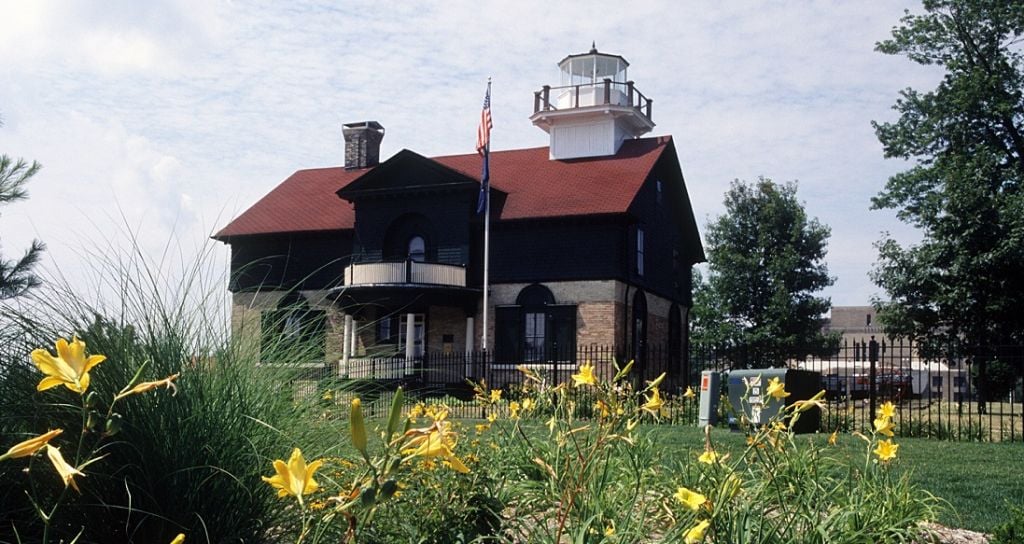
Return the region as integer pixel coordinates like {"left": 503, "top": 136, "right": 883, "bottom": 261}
{"left": 533, "top": 79, "right": 653, "bottom": 121}
{"left": 282, "top": 340, "right": 1022, "bottom": 442}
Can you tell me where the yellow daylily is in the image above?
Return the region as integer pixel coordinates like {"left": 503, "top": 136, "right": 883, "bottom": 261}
{"left": 169, "top": 534, "right": 185, "bottom": 544}
{"left": 683, "top": 386, "right": 696, "bottom": 399}
{"left": 409, "top": 403, "right": 425, "bottom": 419}
{"left": 489, "top": 389, "right": 502, "bottom": 403}
{"left": 403, "top": 431, "right": 470, "bottom": 473}
{"left": 32, "top": 337, "right": 107, "bottom": 394}
{"left": 879, "top": 401, "right": 897, "bottom": 420}
{"left": 684, "top": 519, "right": 711, "bottom": 543}
{"left": 874, "top": 439, "right": 899, "bottom": 463}
{"left": 698, "top": 450, "right": 719, "bottom": 465}
{"left": 487, "top": 412, "right": 498, "bottom": 423}
{"left": 604, "top": 522, "right": 616, "bottom": 536}
{"left": 522, "top": 397, "right": 535, "bottom": 412}
{"left": 509, "top": 401, "right": 521, "bottom": 419}
{"left": 766, "top": 377, "right": 790, "bottom": 400}
{"left": 262, "top": 448, "right": 324, "bottom": 504}
{"left": 0, "top": 429, "right": 63, "bottom": 461}
{"left": 46, "top": 444, "right": 84, "bottom": 492}
{"left": 642, "top": 387, "right": 665, "bottom": 417}
{"left": 674, "top": 486, "right": 707, "bottom": 511}
{"left": 873, "top": 417, "right": 895, "bottom": 437}
{"left": 116, "top": 373, "right": 180, "bottom": 400}
{"left": 828, "top": 429, "right": 839, "bottom": 446}
{"left": 571, "top": 362, "right": 598, "bottom": 387}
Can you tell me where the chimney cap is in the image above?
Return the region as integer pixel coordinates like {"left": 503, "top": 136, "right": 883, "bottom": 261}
{"left": 343, "top": 120, "right": 385, "bottom": 134}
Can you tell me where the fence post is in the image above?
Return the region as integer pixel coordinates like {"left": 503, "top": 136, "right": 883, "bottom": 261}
{"left": 869, "top": 336, "right": 879, "bottom": 420}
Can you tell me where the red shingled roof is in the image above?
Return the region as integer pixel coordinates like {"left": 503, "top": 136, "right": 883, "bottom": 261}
{"left": 214, "top": 136, "right": 671, "bottom": 240}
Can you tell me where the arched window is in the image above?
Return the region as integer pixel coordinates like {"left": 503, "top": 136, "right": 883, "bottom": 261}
{"left": 517, "top": 284, "right": 556, "bottom": 362}
{"left": 631, "top": 290, "right": 648, "bottom": 369}
{"left": 408, "top": 236, "right": 426, "bottom": 262}
{"left": 669, "top": 303, "right": 682, "bottom": 368}
{"left": 495, "top": 284, "right": 576, "bottom": 364}
{"left": 383, "top": 213, "right": 434, "bottom": 261}
{"left": 261, "top": 292, "right": 326, "bottom": 363}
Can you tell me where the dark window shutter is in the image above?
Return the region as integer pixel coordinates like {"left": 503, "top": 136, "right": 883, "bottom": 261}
{"left": 549, "top": 305, "right": 577, "bottom": 362}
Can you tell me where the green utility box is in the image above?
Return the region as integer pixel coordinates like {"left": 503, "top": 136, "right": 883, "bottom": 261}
{"left": 726, "top": 369, "right": 821, "bottom": 434}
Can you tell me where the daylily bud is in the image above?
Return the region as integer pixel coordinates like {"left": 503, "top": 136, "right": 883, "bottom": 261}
{"left": 350, "top": 398, "right": 368, "bottom": 459}
{"left": 647, "top": 372, "right": 666, "bottom": 390}
{"left": 360, "top": 485, "right": 377, "bottom": 506}
{"left": 105, "top": 413, "right": 124, "bottom": 436}
{"left": 613, "top": 359, "right": 635, "bottom": 382}
{"left": 380, "top": 479, "right": 398, "bottom": 499}
{"left": 386, "top": 387, "right": 404, "bottom": 442}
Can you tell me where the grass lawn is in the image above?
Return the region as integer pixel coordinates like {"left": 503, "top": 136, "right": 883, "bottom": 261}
{"left": 649, "top": 423, "right": 1024, "bottom": 533}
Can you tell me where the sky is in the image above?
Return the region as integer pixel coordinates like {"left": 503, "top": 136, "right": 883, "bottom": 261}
{"left": 0, "top": 0, "right": 941, "bottom": 313}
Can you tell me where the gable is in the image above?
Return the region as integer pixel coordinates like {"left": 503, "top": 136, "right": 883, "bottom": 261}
{"left": 337, "top": 149, "right": 482, "bottom": 200}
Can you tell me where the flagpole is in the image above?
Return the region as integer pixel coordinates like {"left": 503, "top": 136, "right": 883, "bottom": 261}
{"left": 481, "top": 78, "right": 492, "bottom": 357}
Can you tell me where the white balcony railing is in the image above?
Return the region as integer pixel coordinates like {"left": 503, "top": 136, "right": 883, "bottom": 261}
{"left": 343, "top": 260, "right": 466, "bottom": 288}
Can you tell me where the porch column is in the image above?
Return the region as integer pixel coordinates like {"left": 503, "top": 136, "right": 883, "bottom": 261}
{"left": 465, "top": 316, "right": 475, "bottom": 377}
{"left": 405, "top": 312, "right": 415, "bottom": 375}
{"left": 341, "top": 314, "right": 353, "bottom": 377}
{"left": 349, "top": 318, "right": 358, "bottom": 356}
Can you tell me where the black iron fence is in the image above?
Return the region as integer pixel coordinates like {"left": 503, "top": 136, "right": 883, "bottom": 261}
{"left": 292, "top": 339, "right": 1023, "bottom": 442}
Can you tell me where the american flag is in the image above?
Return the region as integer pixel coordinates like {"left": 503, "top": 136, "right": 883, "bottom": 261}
{"left": 476, "top": 84, "right": 492, "bottom": 156}
{"left": 476, "top": 82, "right": 492, "bottom": 214}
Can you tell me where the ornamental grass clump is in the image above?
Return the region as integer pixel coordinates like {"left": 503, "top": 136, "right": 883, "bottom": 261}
{"left": 0, "top": 238, "right": 334, "bottom": 543}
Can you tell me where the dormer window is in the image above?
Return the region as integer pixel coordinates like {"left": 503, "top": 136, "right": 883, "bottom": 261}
{"left": 408, "top": 236, "right": 426, "bottom": 262}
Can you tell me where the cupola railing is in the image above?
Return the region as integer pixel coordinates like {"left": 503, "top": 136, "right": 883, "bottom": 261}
{"left": 533, "top": 79, "right": 653, "bottom": 121}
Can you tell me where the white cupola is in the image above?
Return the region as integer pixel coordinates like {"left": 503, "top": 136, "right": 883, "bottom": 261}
{"left": 530, "top": 44, "right": 655, "bottom": 160}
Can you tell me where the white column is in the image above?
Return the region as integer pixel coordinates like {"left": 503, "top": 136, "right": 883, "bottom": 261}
{"left": 405, "top": 312, "right": 415, "bottom": 375}
{"left": 341, "top": 314, "right": 352, "bottom": 377}
{"left": 465, "top": 316, "right": 475, "bottom": 377}
{"left": 349, "top": 318, "right": 358, "bottom": 356}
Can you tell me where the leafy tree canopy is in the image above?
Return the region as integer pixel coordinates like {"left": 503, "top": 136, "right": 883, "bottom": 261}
{"left": 693, "top": 177, "right": 837, "bottom": 367}
{"left": 871, "top": 0, "right": 1024, "bottom": 403}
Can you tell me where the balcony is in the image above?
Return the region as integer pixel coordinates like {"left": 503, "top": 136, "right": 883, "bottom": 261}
{"left": 343, "top": 260, "right": 466, "bottom": 288}
{"left": 533, "top": 80, "right": 653, "bottom": 122}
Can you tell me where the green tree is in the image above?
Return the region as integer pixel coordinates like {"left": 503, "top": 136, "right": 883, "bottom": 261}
{"left": 1, "top": 116, "right": 45, "bottom": 299}
{"left": 695, "top": 177, "right": 837, "bottom": 368}
{"left": 870, "top": 0, "right": 1024, "bottom": 407}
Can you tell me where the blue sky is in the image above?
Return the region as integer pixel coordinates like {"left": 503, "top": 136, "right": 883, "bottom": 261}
{"left": 0, "top": 0, "right": 938, "bottom": 310}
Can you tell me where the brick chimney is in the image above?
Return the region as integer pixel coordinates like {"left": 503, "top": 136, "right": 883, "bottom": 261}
{"left": 342, "top": 121, "right": 385, "bottom": 169}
